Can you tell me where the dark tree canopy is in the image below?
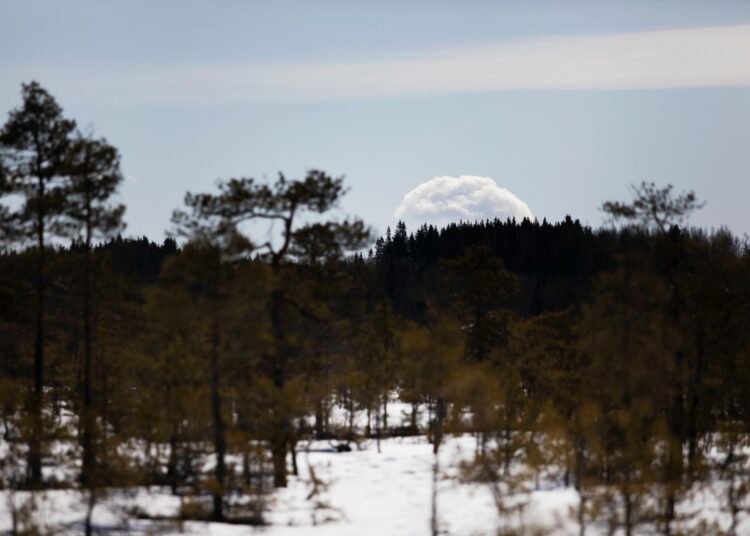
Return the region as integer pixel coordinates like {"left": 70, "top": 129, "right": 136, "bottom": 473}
{"left": 0, "top": 81, "right": 76, "bottom": 243}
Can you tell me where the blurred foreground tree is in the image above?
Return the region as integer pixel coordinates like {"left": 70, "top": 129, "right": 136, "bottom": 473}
{"left": 63, "top": 131, "right": 125, "bottom": 492}
{"left": 0, "top": 81, "right": 76, "bottom": 486}
{"left": 178, "top": 170, "right": 370, "bottom": 487}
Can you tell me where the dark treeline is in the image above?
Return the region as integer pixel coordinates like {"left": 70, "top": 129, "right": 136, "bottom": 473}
{"left": 370, "top": 216, "right": 611, "bottom": 318}
{"left": 3, "top": 82, "right": 750, "bottom": 535}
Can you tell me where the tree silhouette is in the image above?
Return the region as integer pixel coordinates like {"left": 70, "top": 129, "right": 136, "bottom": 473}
{"left": 63, "top": 131, "right": 125, "bottom": 493}
{"left": 602, "top": 181, "right": 704, "bottom": 233}
{"left": 0, "top": 81, "right": 76, "bottom": 486}
{"left": 177, "top": 170, "right": 370, "bottom": 487}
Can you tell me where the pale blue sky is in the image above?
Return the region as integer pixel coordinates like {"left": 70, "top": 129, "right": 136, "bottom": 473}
{"left": 2, "top": 1, "right": 750, "bottom": 239}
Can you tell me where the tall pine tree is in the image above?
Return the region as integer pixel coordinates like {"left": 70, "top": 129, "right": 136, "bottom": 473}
{"left": 0, "top": 81, "right": 76, "bottom": 486}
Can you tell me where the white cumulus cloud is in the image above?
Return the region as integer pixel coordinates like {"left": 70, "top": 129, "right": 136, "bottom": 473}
{"left": 394, "top": 175, "right": 533, "bottom": 229}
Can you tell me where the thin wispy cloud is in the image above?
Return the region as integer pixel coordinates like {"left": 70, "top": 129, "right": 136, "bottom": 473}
{"left": 7, "top": 25, "right": 750, "bottom": 104}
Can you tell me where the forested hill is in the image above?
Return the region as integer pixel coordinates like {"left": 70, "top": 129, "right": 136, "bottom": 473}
{"left": 4, "top": 215, "right": 607, "bottom": 316}
{"left": 95, "top": 235, "right": 179, "bottom": 284}
{"left": 373, "top": 216, "right": 604, "bottom": 276}
{"left": 65, "top": 235, "right": 179, "bottom": 284}
{"left": 369, "top": 216, "right": 614, "bottom": 317}
{"left": 9, "top": 215, "right": 731, "bottom": 321}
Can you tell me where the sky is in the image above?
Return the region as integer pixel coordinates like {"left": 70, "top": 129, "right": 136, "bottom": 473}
{"left": 2, "top": 0, "right": 750, "bottom": 241}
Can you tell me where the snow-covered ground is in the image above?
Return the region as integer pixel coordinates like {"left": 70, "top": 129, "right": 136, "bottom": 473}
{"left": 266, "top": 436, "right": 576, "bottom": 536}
{"left": 0, "top": 435, "right": 579, "bottom": 535}
{"left": 1, "top": 402, "right": 747, "bottom": 535}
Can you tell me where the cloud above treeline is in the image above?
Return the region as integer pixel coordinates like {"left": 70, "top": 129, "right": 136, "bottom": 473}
{"left": 394, "top": 175, "right": 533, "bottom": 229}
{"left": 7, "top": 24, "right": 750, "bottom": 105}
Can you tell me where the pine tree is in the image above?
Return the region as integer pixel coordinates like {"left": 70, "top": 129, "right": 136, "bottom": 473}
{"left": 177, "top": 170, "right": 370, "bottom": 487}
{"left": 63, "top": 131, "right": 125, "bottom": 492}
{"left": 0, "top": 81, "right": 76, "bottom": 486}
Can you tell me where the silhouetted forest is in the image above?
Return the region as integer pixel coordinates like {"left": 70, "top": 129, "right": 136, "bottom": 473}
{"left": 3, "top": 82, "right": 750, "bottom": 535}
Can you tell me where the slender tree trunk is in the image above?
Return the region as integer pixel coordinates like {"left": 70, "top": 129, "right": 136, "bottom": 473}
{"left": 265, "top": 211, "right": 298, "bottom": 488}
{"left": 430, "top": 452, "right": 439, "bottom": 536}
{"left": 430, "top": 432, "right": 440, "bottom": 536}
{"left": 623, "top": 469, "right": 633, "bottom": 536}
{"left": 28, "top": 190, "right": 45, "bottom": 487}
{"left": 269, "top": 282, "right": 289, "bottom": 488}
{"left": 578, "top": 493, "right": 586, "bottom": 536}
{"left": 290, "top": 439, "right": 298, "bottom": 477}
{"left": 81, "top": 219, "right": 95, "bottom": 486}
{"left": 729, "top": 464, "right": 739, "bottom": 536}
{"left": 502, "top": 414, "right": 512, "bottom": 477}
{"left": 210, "top": 318, "right": 226, "bottom": 521}
{"left": 168, "top": 428, "right": 179, "bottom": 494}
{"left": 375, "top": 399, "right": 381, "bottom": 454}
{"left": 242, "top": 450, "right": 251, "bottom": 486}
{"left": 101, "top": 364, "right": 109, "bottom": 436}
{"left": 271, "top": 440, "right": 287, "bottom": 489}
{"left": 431, "top": 395, "right": 445, "bottom": 536}
{"left": 433, "top": 396, "right": 445, "bottom": 456}
{"left": 662, "top": 490, "right": 675, "bottom": 536}
{"left": 315, "top": 399, "right": 324, "bottom": 439}
{"left": 347, "top": 395, "right": 355, "bottom": 439}
{"left": 574, "top": 440, "right": 586, "bottom": 536}
{"left": 687, "top": 329, "right": 706, "bottom": 470}
{"left": 84, "top": 488, "right": 96, "bottom": 536}
{"left": 382, "top": 392, "right": 388, "bottom": 431}
{"left": 10, "top": 497, "right": 18, "bottom": 536}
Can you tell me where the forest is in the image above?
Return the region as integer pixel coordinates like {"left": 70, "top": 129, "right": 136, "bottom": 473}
{"left": 2, "top": 82, "right": 750, "bottom": 535}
